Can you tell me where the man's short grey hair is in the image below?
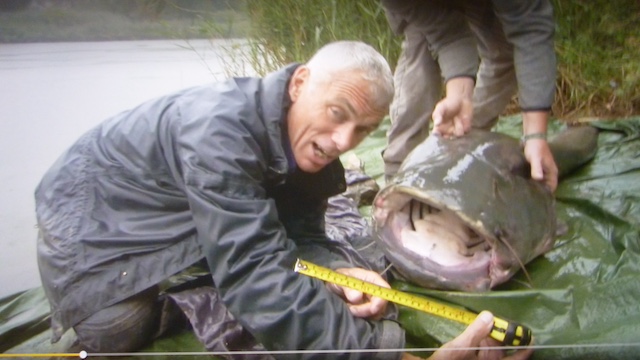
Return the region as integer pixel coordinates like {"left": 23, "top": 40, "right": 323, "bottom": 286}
{"left": 306, "top": 41, "right": 394, "bottom": 111}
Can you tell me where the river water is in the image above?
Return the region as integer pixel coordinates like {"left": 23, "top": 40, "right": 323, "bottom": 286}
{"left": 0, "top": 39, "right": 252, "bottom": 297}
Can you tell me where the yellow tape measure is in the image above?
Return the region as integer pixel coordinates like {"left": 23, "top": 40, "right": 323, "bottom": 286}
{"left": 294, "top": 258, "right": 532, "bottom": 346}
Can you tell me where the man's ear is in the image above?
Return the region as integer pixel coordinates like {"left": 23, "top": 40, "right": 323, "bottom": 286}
{"left": 288, "top": 66, "right": 309, "bottom": 102}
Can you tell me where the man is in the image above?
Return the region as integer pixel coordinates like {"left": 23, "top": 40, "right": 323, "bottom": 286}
{"left": 381, "top": 0, "right": 559, "bottom": 192}
{"left": 36, "top": 40, "right": 530, "bottom": 359}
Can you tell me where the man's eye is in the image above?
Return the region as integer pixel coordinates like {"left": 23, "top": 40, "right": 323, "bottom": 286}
{"left": 330, "top": 107, "right": 346, "bottom": 122}
{"left": 357, "top": 127, "right": 373, "bottom": 136}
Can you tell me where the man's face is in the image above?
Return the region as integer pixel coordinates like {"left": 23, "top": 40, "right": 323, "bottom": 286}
{"left": 287, "top": 66, "right": 385, "bottom": 173}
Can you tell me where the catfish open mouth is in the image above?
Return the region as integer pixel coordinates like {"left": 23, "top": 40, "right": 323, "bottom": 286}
{"left": 373, "top": 190, "right": 494, "bottom": 292}
{"left": 403, "top": 199, "right": 490, "bottom": 263}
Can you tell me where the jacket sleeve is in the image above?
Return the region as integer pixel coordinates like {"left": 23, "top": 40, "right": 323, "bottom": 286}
{"left": 176, "top": 87, "right": 405, "bottom": 359}
{"left": 492, "top": 0, "right": 556, "bottom": 111}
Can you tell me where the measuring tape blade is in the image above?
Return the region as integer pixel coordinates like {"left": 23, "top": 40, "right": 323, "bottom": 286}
{"left": 294, "top": 258, "right": 531, "bottom": 346}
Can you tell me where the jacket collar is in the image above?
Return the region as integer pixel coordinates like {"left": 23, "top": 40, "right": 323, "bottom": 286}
{"left": 259, "top": 63, "right": 300, "bottom": 183}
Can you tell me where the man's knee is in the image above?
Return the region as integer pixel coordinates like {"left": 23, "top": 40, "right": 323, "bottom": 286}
{"left": 73, "top": 286, "right": 160, "bottom": 352}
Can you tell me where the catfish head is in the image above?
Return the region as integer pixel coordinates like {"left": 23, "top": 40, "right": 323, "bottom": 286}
{"left": 373, "top": 130, "right": 558, "bottom": 292}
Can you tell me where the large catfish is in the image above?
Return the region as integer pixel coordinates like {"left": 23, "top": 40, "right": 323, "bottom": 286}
{"left": 372, "top": 126, "right": 598, "bottom": 292}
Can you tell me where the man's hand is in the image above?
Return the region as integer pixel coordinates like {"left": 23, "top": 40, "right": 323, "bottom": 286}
{"left": 327, "top": 268, "right": 389, "bottom": 320}
{"left": 428, "top": 311, "right": 533, "bottom": 360}
{"left": 524, "top": 138, "right": 558, "bottom": 192}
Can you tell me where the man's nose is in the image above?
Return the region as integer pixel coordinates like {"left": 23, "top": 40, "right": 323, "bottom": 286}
{"left": 332, "top": 125, "right": 357, "bottom": 153}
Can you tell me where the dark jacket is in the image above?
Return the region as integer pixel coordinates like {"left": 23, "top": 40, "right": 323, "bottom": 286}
{"left": 35, "top": 64, "right": 404, "bottom": 359}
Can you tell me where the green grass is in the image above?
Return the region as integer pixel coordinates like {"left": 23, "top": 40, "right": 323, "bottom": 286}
{"left": 552, "top": 0, "right": 640, "bottom": 118}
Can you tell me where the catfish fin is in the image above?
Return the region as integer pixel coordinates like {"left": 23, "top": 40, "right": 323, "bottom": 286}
{"left": 548, "top": 125, "right": 599, "bottom": 179}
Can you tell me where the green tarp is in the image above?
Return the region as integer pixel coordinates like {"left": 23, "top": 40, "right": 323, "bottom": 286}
{"left": 2, "top": 117, "right": 640, "bottom": 359}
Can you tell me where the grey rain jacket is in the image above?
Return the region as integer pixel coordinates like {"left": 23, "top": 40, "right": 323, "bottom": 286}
{"left": 35, "top": 64, "right": 405, "bottom": 359}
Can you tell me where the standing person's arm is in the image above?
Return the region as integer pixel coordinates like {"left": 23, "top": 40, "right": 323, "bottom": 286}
{"left": 493, "top": 0, "right": 558, "bottom": 191}
{"left": 400, "top": 2, "right": 478, "bottom": 138}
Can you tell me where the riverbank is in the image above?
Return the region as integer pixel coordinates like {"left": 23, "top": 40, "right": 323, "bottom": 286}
{"left": 0, "top": 0, "right": 249, "bottom": 43}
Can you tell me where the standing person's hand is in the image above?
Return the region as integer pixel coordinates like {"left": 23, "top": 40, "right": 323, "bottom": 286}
{"left": 328, "top": 268, "right": 390, "bottom": 320}
{"left": 432, "top": 96, "right": 473, "bottom": 138}
{"left": 521, "top": 111, "right": 558, "bottom": 192}
{"left": 524, "top": 139, "right": 558, "bottom": 192}
{"left": 431, "top": 77, "right": 474, "bottom": 138}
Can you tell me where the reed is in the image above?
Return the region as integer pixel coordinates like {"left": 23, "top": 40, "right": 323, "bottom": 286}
{"left": 243, "top": 0, "right": 400, "bottom": 74}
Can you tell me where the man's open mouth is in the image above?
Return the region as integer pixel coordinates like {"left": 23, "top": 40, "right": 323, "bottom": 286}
{"left": 313, "top": 143, "right": 331, "bottom": 160}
